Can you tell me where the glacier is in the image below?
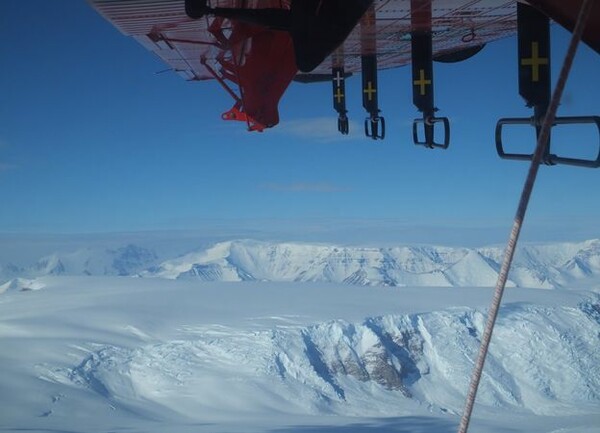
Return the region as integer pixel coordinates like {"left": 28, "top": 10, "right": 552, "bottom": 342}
{"left": 1, "top": 238, "right": 599, "bottom": 432}
{"left": 1, "top": 276, "right": 599, "bottom": 433}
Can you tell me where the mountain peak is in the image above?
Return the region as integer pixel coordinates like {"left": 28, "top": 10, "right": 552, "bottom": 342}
{"left": 144, "top": 239, "right": 600, "bottom": 289}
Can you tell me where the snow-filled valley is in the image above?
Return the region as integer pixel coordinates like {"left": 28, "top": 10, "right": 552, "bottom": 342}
{"left": 1, "top": 238, "right": 599, "bottom": 433}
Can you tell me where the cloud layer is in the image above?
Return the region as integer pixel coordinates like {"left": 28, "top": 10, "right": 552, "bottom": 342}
{"left": 275, "top": 117, "right": 362, "bottom": 142}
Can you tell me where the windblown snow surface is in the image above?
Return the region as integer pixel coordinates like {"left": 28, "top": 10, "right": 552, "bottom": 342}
{"left": 1, "top": 240, "right": 600, "bottom": 433}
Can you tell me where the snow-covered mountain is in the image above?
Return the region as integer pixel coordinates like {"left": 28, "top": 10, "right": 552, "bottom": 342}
{"left": 0, "top": 277, "right": 45, "bottom": 294}
{"left": 3, "top": 239, "right": 600, "bottom": 290}
{"left": 67, "top": 299, "right": 600, "bottom": 417}
{"left": 36, "top": 243, "right": 158, "bottom": 276}
{"left": 0, "top": 262, "right": 25, "bottom": 280}
{"left": 1, "top": 244, "right": 158, "bottom": 281}
{"left": 142, "top": 239, "right": 600, "bottom": 289}
{"left": 3, "top": 237, "right": 599, "bottom": 432}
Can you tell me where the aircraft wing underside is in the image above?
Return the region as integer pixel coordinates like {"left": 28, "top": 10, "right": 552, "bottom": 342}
{"left": 88, "top": 0, "right": 599, "bottom": 166}
{"left": 89, "top": 0, "right": 518, "bottom": 81}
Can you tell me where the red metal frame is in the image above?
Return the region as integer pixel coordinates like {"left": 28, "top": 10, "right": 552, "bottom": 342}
{"left": 88, "top": 0, "right": 598, "bottom": 132}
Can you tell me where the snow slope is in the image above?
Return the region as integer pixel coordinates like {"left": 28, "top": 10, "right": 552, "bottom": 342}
{"left": 0, "top": 277, "right": 598, "bottom": 433}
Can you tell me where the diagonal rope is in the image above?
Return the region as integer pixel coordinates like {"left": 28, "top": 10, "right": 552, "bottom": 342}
{"left": 457, "top": 1, "right": 594, "bottom": 432}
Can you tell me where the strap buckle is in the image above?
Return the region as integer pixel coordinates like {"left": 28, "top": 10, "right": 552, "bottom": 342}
{"left": 413, "top": 116, "right": 450, "bottom": 149}
{"left": 495, "top": 116, "right": 600, "bottom": 168}
{"left": 365, "top": 115, "right": 385, "bottom": 140}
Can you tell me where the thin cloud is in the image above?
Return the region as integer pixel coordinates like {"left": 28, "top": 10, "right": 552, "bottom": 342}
{"left": 260, "top": 182, "right": 350, "bottom": 193}
{"left": 275, "top": 117, "right": 362, "bottom": 142}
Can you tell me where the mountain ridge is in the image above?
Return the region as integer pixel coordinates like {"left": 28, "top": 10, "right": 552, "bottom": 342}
{"left": 143, "top": 239, "right": 600, "bottom": 289}
{"left": 2, "top": 239, "right": 599, "bottom": 290}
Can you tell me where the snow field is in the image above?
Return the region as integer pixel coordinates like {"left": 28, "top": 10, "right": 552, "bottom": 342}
{"left": 1, "top": 276, "right": 598, "bottom": 433}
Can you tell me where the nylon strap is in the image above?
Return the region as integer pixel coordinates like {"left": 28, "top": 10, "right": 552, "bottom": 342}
{"left": 457, "top": 1, "right": 594, "bottom": 431}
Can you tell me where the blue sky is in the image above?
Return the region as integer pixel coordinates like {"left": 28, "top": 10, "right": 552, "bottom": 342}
{"left": 0, "top": 1, "right": 598, "bottom": 242}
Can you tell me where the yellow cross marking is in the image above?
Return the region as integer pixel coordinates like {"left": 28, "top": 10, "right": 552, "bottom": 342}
{"left": 413, "top": 69, "right": 431, "bottom": 96}
{"left": 521, "top": 41, "right": 548, "bottom": 82}
{"left": 333, "top": 70, "right": 344, "bottom": 87}
{"left": 334, "top": 87, "right": 344, "bottom": 104}
{"left": 363, "top": 81, "right": 377, "bottom": 101}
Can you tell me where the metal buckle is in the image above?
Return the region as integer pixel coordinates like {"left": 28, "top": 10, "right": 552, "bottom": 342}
{"left": 365, "top": 115, "right": 385, "bottom": 140}
{"left": 495, "top": 116, "right": 600, "bottom": 168}
{"left": 413, "top": 116, "right": 450, "bottom": 149}
{"left": 338, "top": 114, "right": 349, "bottom": 135}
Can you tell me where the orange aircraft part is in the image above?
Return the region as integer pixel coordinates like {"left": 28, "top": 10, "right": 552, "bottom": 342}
{"left": 89, "top": 0, "right": 598, "bottom": 132}
{"left": 225, "top": 25, "right": 297, "bottom": 129}
{"left": 203, "top": 18, "right": 298, "bottom": 129}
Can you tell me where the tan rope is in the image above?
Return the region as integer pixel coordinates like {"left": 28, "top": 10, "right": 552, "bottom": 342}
{"left": 457, "top": 1, "right": 594, "bottom": 432}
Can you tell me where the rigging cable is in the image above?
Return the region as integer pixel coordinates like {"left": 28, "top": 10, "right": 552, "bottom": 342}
{"left": 457, "top": 1, "right": 594, "bottom": 432}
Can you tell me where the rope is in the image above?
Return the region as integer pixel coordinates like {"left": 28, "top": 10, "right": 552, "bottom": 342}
{"left": 457, "top": 1, "right": 594, "bottom": 432}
